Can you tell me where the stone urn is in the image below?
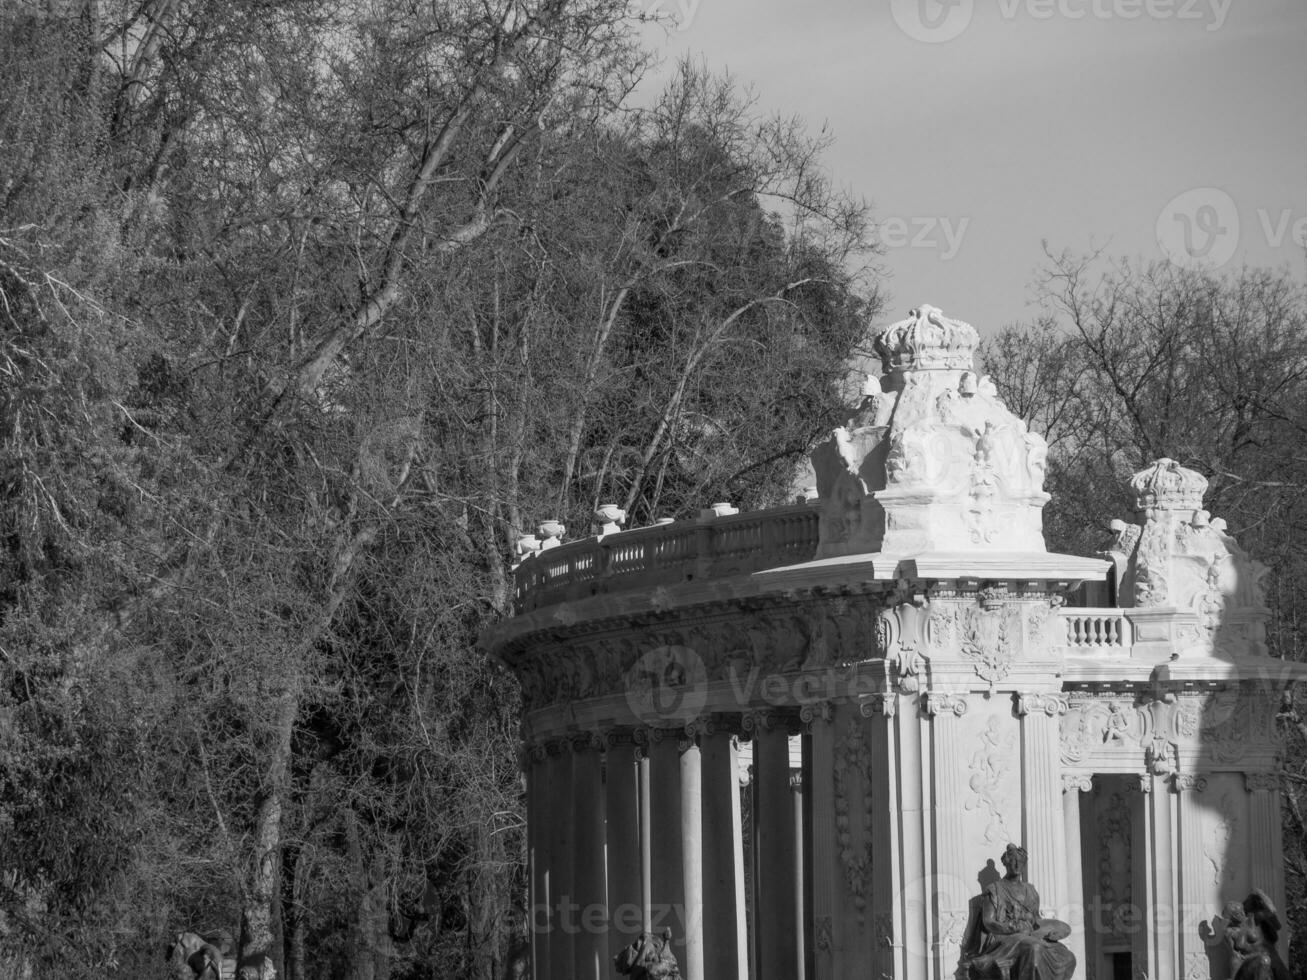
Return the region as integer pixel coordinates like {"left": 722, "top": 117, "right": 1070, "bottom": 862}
{"left": 703, "top": 501, "right": 739, "bottom": 518}
{"left": 537, "top": 521, "right": 565, "bottom": 549}
{"left": 595, "top": 504, "right": 627, "bottom": 536}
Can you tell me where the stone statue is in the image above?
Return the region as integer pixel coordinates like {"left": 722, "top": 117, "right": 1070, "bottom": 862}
{"left": 962, "top": 843, "right": 1076, "bottom": 980}
{"left": 1222, "top": 890, "right": 1290, "bottom": 980}
{"left": 164, "top": 931, "right": 229, "bottom": 980}
{"left": 614, "top": 928, "right": 683, "bottom": 980}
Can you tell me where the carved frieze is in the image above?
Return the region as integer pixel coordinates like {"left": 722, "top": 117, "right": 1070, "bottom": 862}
{"left": 1097, "top": 790, "right": 1133, "bottom": 938}
{"left": 833, "top": 718, "right": 875, "bottom": 921}
{"left": 964, "top": 716, "right": 1018, "bottom": 845}
{"left": 1206, "top": 792, "right": 1237, "bottom": 890}
{"left": 512, "top": 593, "right": 897, "bottom": 715}
{"left": 1060, "top": 692, "right": 1215, "bottom": 774}
{"left": 873, "top": 912, "right": 894, "bottom": 949}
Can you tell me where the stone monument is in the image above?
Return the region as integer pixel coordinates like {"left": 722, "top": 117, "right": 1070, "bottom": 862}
{"left": 482, "top": 305, "right": 1306, "bottom": 980}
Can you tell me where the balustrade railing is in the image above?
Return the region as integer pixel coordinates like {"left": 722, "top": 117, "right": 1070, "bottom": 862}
{"left": 513, "top": 505, "right": 820, "bottom": 612}
{"left": 1059, "top": 607, "right": 1129, "bottom": 651}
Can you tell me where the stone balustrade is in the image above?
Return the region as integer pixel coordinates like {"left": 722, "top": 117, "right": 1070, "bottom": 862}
{"left": 1059, "top": 606, "right": 1130, "bottom": 651}
{"left": 512, "top": 504, "right": 820, "bottom": 612}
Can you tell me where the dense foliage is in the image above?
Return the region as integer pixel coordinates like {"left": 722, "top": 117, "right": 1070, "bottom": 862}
{"left": 0, "top": 2, "right": 879, "bottom": 977}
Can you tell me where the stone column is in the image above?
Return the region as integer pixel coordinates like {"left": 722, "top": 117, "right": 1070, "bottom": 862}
{"left": 1246, "top": 773, "right": 1286, "bottom": 955}
{"left": 924, "top": 693, "right": 971, "bottom": 979}
{"left": 605, "top": 733, "right": 644, "bottom": 956}
{"left": 1061, "top": 774, "right": 1092, "bottom": 977}
{"left": 896, "top": 695, "right": 931, "bottom": 980}
{"left": 752, "top": 715, "right": 800, "bottom": 980}
{"left": 1142, "top": 772, "right": 1180, "bottom": 980}
{"left": 638, "top": 738, "right": 653, "bottom": 931}
{"left": 681, "top": 730, "right": 705, "bottom": 980}
{"left": 1174, "top": 774, "right": 1209, "bottom": 980}
{"left": 649, "top": 731, "right": 686, "bottom": 961}
{"left": 865, "top": 694, "right": 900, "bottom": 980}
{"left": 801, "top": 706, "right": 837, "bottom": 980}
{"left": 792, "top": 767, "right": 806, "bottom": 980}
{"left": 528, "top": 744, "right": 550, "bottom": 980}
{"left": 701, "top": 729, "right": 748, "bottom": 980}
{"left": 1018, "top": 692, "right": 1070, "bottom": 915}
{"left": 547, "top": 743, "right": 576, "bottom": 980}
{"left": 572, "top": 734, "right": 608, "bottom": 980}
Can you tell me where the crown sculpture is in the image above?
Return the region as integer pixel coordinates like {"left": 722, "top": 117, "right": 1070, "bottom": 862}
{"left": 1104, "top": 457, "right": 1271, "bottom": 662}
{"left": 811, "top": 304, "right": 1049, "bottom": 556}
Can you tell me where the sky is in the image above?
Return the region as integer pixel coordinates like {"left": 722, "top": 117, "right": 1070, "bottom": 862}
{"left": 633, "top": 0, "right": 1307, "bottom": 336}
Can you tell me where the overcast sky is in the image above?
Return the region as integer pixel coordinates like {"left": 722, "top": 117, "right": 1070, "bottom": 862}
{"left": 635, "top": 0, "right": 1307, "bottom": 335}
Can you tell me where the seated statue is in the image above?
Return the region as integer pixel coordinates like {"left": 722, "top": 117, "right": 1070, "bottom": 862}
{"left": 165, "top": 931, "right": 228, "bottom": 980}
{"left": 1223, "top": 890, "right": 1290, "bottom": 980}
{"left": 961, "top": 844, "right": 1076, "bottom": 980}
{"left": 614, "top": 928, "right": 683, "bottom": 980}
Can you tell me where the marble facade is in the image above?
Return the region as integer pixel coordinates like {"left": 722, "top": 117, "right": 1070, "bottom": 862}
{"left": 482, "top": 306, "right": 1306, "bottom": 980}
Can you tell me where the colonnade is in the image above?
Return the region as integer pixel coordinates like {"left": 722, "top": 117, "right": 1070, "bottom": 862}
{"left": 525, "top": 715, "right": 804, "bottom": 980}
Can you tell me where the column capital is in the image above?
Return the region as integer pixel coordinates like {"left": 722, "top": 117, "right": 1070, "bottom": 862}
{"left": 1245, "top": 772, "right": 1279, "bottom": 793}
{"left": 1131, "top": 773, "right": 1153, "bottom": 794}
{"left": 800, "top": 701, "right": 834, "bottom": 727}
{"left": 1172, "top": 774, "right": 1208, "bottom": 793}
{"left": 859, "top": 692, "right": 898, "bottom": 718}
{"left": 1017, "top": 692, "right": 1070, "bottom": 717}
{"left": 603, "top": 727, "right": 637, "bottom": 749}
{"left": 570, "top": 731, "right": 605, "bottom": 753}
{"left": 741, "top": 709, "right": 800, "bottom": 737}
{"left": 1062, "top": 773, "right": 1093, "bottom": 794}
{"left": 789, "top": 769, "right": 803, "bottom": 792}
{"left": 923, "top": 692, "right": 970, "bottom": 718}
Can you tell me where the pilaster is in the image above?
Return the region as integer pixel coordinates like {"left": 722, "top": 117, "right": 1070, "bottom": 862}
{"left": 1017, "top": 692, "right": 1070, "bottom": 912}
{"left": 1173, "top": 773, "right": 1209, "bottom": 980}
{"left": 1246, "top": 772, "right": 1287, "bottom": 956}
{"left": 1061, "top": 773, "right": 1092, "bottom": 976}
{"left": 923, "top": 692, "right": 971, "bottom": 979}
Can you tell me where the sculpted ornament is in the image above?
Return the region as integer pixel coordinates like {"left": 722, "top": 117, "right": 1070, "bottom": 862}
{"left": 833, "top": 718, "right": 875, "bottom": 920}
{"left": 960, "top": 601, "right": 1020, "bottom": 689}
{"left": 1018, "top": 693, "right": 1069, "bottom": 717}
{"left": 1060, "top": 693, "right": 1197, "bottom": 774}
{"left": 964, "top": 717, "right": 1018, "bottom": 845}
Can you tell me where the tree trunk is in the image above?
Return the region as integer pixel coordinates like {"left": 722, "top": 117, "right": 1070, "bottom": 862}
{"left": 239, "top": 688, "right": 298, "bottom": 979}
